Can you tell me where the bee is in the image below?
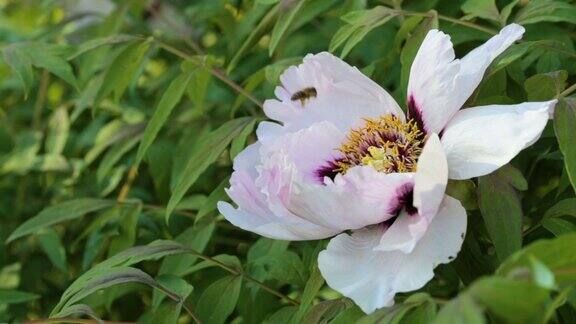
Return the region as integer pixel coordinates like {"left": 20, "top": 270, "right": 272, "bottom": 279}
{"left": 291, "top": 87, "right": 317, "bottom": 106}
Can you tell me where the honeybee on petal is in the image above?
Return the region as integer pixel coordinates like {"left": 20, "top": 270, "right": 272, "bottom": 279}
{"left": 291, "top": 87, "right": 317, "bottom": 106}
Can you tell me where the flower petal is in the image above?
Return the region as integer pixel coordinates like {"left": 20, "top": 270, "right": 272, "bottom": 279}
{"left": 218, "top": 141, "right": 339, "bottom": 241}
{"left": 289, "top": 166, "right": 415, "bottom": 232}
{"left": 375, "top": 134, "right": 448, "bottom": 253}
{"left": 318, "top": 195, "right": 467, "bottom": 314}
{"left": 264, "top": 52, "right": 404, "bottom": 137}
{"left": 407, "top": 24, "right": 524, "bottom": 133}
{"left": 441, "top": 100, "right": 556, "bottom": 180}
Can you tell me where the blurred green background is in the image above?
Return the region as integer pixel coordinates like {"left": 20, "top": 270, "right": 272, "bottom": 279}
{"left": 0, "top": 0, "right": 576, "bottom": 323}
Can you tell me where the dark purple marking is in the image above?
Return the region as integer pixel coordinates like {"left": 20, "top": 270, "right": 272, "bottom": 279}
{"left": 407, "top": 95, "right": 426, "bottom": 134}
{"left": 315, "top": 159, "right": 343, "bottom": 183}
{"left": 387, "top": 182, "right": 418, "bottom": 216}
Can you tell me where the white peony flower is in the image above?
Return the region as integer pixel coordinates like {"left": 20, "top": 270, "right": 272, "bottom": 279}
{"left": 217, "top": 23, "right": 556, "bottom": 313}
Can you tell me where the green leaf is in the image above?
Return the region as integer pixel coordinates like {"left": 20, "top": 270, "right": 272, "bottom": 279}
{"left": 525, "top": 70, "right": 568, "bottom": 101}
{"left": 293, "top": 263, "right": 325, "bottom": 323}
{"left": 196, "top": 178, "right": 229, "bottom": 223}
{"left": 228, "top": 4, "right": 280, "bottom": 73}
{"left": 554, "top": 99, "right": 576, "bottom": 193}
{"left": 46, "top": 108, "right": 70, "bottom": 155}
{"left": 95, "top": 39, "right": 151, "bottom": 107}
{"left": 469, "top": 277, "right": 548, "bottom": 322}
{"left": 514, "top": 0, "right": 576, "bottom": 25}
{"left": 159, "top": 220, "right": 216, "bottom": 277}
{"left": 478, "top": 167, "right": 523, "bottom": 262}
{"left": 542, "top": 218, "right": 576, "bottom": 236}
{"left": 166, "top": 117, "right": 254, "bottom": 223}
{"left": 196, "top": 275, "right": 242, "bottom": 324}
{"left": 329, "top": 6, "right": 397, "bottom": 58}
{"left": 301, "top": 299, "right": 350, "bottom": 324}
{"left": 24, "top": 43, "right": 79, "bottom": 90}
{"left": 52, "top": 267, "right": 181, "bottom": 317}
{"left": 52, "top": 241, "right": 190, "bottom": 315}
{"left": 498, "top": 234, "right": 576, "bottom": 285}
{"left": 2, "top": 45, "right": 34, "bottom": 97}
{"left": 6, "top": 199, "right": 115, "bottom": 243}
{"left": 461, "top": 0, "right": 501, "bottom": 24}
{"left": 269, "top": 0, "right": 308, "bottom": 56}
{"left": 230, "top": 118, "right": 256, "bottom": 160}
{"left": 67, "top": 34, "right": 142, "bottom": 60}
{"left": 38, "top": 228, "right": 67, "bottom": 272}
{"left": 261, "top": 250, "right": 307, "bottom": 286}
{"left": 152, "top": 275, "right": 194, "bottom": 313}
{"left": 136, "top": 70, "right": 194, "bottom": 165}
{"left": 0, "top": 290, "right": 39, "bottom": 305}
{"left": 433, "top": 294, "right": 485, "bottom": 324}
{"left": 96, "top": 136, "right": 141, "bottom": 184}
{"left": 545, "top": 199, "right": 576, "bottom": 218}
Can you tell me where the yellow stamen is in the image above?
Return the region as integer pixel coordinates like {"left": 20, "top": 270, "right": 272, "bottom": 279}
{"left": 336, "top": 114, "right": 423, "bottom": 174}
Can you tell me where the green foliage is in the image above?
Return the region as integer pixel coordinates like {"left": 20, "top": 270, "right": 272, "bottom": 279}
{"left": 0, "top": 0, "right": 576, "bottom": 323}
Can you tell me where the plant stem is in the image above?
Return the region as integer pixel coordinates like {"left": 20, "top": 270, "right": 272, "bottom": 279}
{"left": 153, "top": 39, "right": 263, "bottom": 109}
{"left": 184, "top": 247, "right": 300, "bottom": 306}
{"left": 23, "top": 319, "right": 133, "bottom": 324}
{"left": 117, "top": 165, "right": 138, "bottom": 202}
{"left": 559, "top": 82, "right": 576, "bottom": 98}
{"left": 33, "top": 70, "right": 50, "bottom": 131}
{"left": 391, "top": 9, "right": 498, "bottom": 35}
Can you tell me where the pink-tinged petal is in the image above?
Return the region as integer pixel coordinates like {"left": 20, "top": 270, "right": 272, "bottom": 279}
{"left": 441, "top": 100, "right": 556, "bottom": 180}
{"left": 263, "top": 52, "right": 404, "bottom": 138}
{"left": 318, "top": 195, "right": 467, "bottom": 314}
{"left": 258, "top": 121, "right": 346, "bottom": 184}
{"left": 218, "top": 165, "right": 337, "bottom": 241}
{"left": 218, "top": 137, "right": 340, "bottom": 241}
{"left": 375, "top": 134, "right": 448, "bottom": 253}
{"left": 408, "top": 24, "right": 524, "bottom": 134}
{"left": 288, "top": 166, "right": 415, "bottom": 232}
{"left": 217, "top": 202, "right": 337, "bottom": 241}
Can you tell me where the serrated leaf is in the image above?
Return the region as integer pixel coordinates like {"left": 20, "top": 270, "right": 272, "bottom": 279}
{"left": 7, "top": 199, "right": 115, "bottom": 243}
{"left": 166, "top": 117, "right": 254, "bottom": 223}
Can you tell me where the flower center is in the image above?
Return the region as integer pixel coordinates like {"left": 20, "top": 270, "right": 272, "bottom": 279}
{"left": 335, "top": 114, "right": 424, "bottom": 174}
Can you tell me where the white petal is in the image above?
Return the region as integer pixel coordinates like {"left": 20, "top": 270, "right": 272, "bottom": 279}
{"left": 263, "top": 52, "right": 404, "bottom": 138}
{"left": 441, "top": 100, "right": 556, "bottom": 180}
{"left": 376, "top": 134, "right": 448, "bottom": 253}
{"left": 318, "top": 195, "right": 467, "bottom": 314}
{"left": 408, "top": 24, "right": 524, "bottom": 134}
{"left": 413, "top": 133, "right": 448, "bottom": 223}
{"left": 289, "top": 166, "right": 415, "bottom": 231}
